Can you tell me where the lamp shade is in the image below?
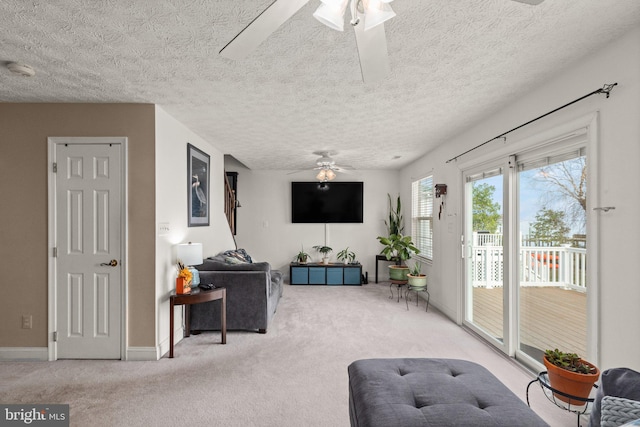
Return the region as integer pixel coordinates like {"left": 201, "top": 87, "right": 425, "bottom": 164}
{"left": 363, "top": 0, "right": 395, "bottom": 30}
{"left": 176, "top": 242, "right": 203, "bottom": 266}
{"left": 313, "top": 0, "right": 348, "bottom": 31}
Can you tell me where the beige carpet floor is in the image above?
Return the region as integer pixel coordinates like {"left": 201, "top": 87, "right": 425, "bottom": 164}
{"left": 0, "top": 282, "right": 578, "bottom": 426}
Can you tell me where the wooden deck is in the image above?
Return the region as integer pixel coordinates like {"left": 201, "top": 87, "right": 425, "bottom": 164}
{"left": 472, "top": 286, "right": 587, "bottom": 360}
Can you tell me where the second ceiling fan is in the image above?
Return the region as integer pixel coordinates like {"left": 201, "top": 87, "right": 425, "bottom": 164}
{"left": 220, "top": 0, "right": 545, "bottom": 83}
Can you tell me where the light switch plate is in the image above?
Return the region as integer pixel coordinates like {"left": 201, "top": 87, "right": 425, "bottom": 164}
{"left": 158, "top": 222, "right": 171, "bottom": 236}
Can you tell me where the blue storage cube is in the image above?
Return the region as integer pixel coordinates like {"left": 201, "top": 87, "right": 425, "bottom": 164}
{"left": 344, "top": 267, "right": 361, "bottom": 285}
{"left": 309, "top": 267, "right": 326, "bottom": 284}
{"left": 291, "top": 267, "right": 309, "bottom": 285}
{"left": 327, "top": 268, "right": 343, "bottom": 285}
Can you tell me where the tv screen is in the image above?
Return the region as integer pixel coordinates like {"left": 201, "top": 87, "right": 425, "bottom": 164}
{"left": 291, "top": 182, "right": 364, "bottom": 223}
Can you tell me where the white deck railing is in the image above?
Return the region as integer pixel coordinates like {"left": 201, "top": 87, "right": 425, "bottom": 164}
{"left": 471, "top": 233, "right": 587, "bottom": 291}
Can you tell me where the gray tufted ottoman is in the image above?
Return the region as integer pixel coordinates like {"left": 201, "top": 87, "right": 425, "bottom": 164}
{"left": 348, "top": 358, "right": 549, "bottom": 427}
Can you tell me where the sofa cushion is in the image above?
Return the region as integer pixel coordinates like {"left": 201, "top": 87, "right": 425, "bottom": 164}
{"left": 199, "top": 258, "right": 271, "bottom": 273}
{"left": 590, "top": 368, "right": 640, "bottom": 427}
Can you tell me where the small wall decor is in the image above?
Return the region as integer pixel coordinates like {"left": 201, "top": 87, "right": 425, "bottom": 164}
{"left": 187, "top": 143, "right": 210, "bottom": 227}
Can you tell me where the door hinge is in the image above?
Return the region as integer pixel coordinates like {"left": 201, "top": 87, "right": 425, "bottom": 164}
{"left": 53, "top": 162, "right": 57, "bottom": 173}
{"left": 53, "top": 331, "right": 58, "bottom": 342}
{"left": 53, "top": 247, "right": 57, "bottom": 258}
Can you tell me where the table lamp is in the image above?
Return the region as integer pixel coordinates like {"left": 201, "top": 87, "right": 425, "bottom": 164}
{"left": 176, "top": 242, "right": 203, "bottom": 286}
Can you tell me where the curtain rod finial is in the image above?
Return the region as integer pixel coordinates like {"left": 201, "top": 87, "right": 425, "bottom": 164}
{"left": 601, "top": 82, "right": 618, "bottom": 98}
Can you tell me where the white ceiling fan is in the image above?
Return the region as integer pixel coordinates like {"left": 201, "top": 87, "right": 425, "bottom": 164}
{"left": 288, "top": 151, "right": 355, "bottom": 181}
{"left": 220, "top": 0, "right": 545, "bottom": 83}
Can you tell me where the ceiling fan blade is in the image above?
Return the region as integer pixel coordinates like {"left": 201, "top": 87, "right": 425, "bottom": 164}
{"left": 511, "top": 0, "right": 545, "bottom": 5}
{"left": 334, "top": 167, "right": 355, "bottom": 174}
{"left": 220, "top": 0, "right": 310, "bottom": 60}
{"left": 286, "top": 169, "right": 308, "bottom": 175}
{"left": 352, "top": 13, "right": 390, "bottom": 83}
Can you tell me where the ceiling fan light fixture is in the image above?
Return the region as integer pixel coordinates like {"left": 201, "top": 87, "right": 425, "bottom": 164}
{"left": 362, "top": 0, "right": 395, "bottom": 30}
{"left": 314, "top": 0, "right": 349, "bottom": 31}
{"left": 316, "top": 167, "right": 337, "bottom": 182}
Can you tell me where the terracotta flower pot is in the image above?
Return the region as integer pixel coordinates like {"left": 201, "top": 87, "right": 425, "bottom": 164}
{"left": 543, "top": 356, "right": 599, "bottom": 405}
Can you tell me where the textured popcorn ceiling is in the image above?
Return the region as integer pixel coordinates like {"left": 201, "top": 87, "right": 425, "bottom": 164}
{"left": 2, "top": 0, "right": 639, "bottom": 171}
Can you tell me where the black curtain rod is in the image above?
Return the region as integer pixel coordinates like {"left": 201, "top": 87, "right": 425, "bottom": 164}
{"left": 446, "top": 83, "right": 618, "bottom": 164}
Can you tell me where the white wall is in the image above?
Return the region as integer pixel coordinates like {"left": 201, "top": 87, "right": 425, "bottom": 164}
{"left": 154, "top": 106, "right": 235, "bottom": 356}
{"left": 225, "top": 157, "right": 399, "bottom": 282}
{"left": 400, "top": 26, "right": 640, "bottom": 371}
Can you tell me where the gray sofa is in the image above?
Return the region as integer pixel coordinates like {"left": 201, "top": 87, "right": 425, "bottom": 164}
{"left": 189, "top": 252, "right": 283, "bottom": 334}
{"left": 348, "top": 358, "right": 548, "bottom": 427}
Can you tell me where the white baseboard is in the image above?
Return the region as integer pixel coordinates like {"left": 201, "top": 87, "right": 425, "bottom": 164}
{"left": 126, "top": 346, "right": 160, "bottom": 361}
{"left": 0, "top": 347, "right": 48, "bottom": 361}
{"left": 127, "top": 325, "right": 183, "bottom": 361}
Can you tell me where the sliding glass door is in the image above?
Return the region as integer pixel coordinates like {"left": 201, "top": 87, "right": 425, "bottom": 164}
{"left": 464, "top": 165, "right": 505, "bottom": 349}
{"left": 517, "top": 148, "right": 588, "bottom": 362}
{"left": 463, "top": 133, "right": 593, "bottom": 368}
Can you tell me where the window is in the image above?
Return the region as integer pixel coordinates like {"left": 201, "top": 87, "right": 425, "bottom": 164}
{"left": 412, "top": 175, "right": 433, "bottom": 260}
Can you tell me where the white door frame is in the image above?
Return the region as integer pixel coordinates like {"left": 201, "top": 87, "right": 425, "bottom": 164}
{"left": 47, "top": 137, "right": 129, "bottom": 361}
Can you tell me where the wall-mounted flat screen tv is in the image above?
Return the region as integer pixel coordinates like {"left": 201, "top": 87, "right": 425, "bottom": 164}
{"left": 291, "top": 181, "right": 364, "bottom": 223}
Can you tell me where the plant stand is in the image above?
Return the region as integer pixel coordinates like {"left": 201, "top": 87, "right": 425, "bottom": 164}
{"left": 405, "top": 286, "right": 430, "bottom": 312}
{"left": 389, "top": 279, "right": 407, "bottom": 302}
{"left": 526, "top": 371, "right": 597, "bottom": 427}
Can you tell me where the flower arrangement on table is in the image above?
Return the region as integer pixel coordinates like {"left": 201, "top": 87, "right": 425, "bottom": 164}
{"left": 176, "top": 260, "right": 193, "bottom": 294}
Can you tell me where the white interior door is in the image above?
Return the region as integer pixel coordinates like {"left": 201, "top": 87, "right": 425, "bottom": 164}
{"left": 53, "top": 140, "right": 123, "bottom": 359}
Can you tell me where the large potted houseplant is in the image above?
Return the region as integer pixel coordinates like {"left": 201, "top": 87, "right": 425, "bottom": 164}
{"left": 313, "top": 245, "right": 333, "bottom": 265}
{"left": 385, "top": 193, "right": 404, "bottom": 236}
{"left": 543, "top": 348, "right": 600, "bottom": 405}
{"left": 376, "top": 234, "right": 419, "bottom": 281}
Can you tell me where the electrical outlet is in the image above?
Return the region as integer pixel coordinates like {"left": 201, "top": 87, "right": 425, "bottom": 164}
{"left": 22, "top": 315, "right": 32, "bottom": 329}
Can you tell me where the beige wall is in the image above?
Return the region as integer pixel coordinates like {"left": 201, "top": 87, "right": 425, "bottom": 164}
{"left": 0, "top": 103, "right": 156, "bottom": 348}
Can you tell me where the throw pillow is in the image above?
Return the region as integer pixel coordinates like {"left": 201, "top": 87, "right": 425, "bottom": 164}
{"left": 590, "top": 368, "right": 640, "bottom": 427}
{"left": 222, "top": 248, "right": 253, "bottom": 263}
{"left": 601, "top": 396, "right": 640, "bottom": 427}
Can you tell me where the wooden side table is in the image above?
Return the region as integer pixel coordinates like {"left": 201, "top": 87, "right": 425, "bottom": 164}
{"left": 169, "top": 287, "right": 226, "bottom": 358}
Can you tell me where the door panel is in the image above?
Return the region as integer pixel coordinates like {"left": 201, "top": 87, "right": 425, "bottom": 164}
{"left": 517, "top": 152, "right": 588, "bottom": 362}
{"left": 464, "top": 168, "right": 504, "bottom": 345}
{"left": 55, "top": 142, "right": 122, "bottom": 359}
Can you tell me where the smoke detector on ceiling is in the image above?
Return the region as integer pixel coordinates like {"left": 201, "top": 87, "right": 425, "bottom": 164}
{"left": 7, "top": 62, "right": 36, "bottom": 77}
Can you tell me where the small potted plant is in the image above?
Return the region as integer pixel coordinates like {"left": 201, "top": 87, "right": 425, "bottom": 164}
{"left": 543, "top": 348, "right": 600, "bottom": 405}
{"left": 337, "top": 247, "right": 356, "bottom": 264}
{"left": 294, "top": 246, "right": 310, "bottom": 264}
{"left": 176, "top": 260, "right": 193, "bottom": 294}
{"left": 313, "top": 245, "right": 333, "bottom": 265}
{"left": 407, "top": 262, "right": 427, "bottom": 289}
{"left": 376, "top": 233, "right": 419, "bottom": 280}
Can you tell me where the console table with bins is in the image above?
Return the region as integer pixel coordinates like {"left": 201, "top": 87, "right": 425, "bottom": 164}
{"left": 290, "top": 263, "right": 362, "bottom": 285}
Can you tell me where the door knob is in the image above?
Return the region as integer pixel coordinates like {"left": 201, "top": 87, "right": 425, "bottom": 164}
{"left": 100, "top": 260, "right": 118, "bottom": 267}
